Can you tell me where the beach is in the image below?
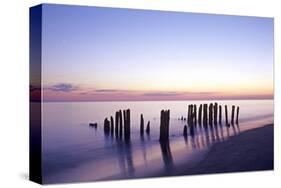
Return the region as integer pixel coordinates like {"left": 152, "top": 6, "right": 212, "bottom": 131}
{"left": 164, "top": 124, "right": 274, "bottom": 177}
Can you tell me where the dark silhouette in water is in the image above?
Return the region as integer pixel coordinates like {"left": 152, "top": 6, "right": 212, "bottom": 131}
{"left": 146, "top": 121, "right": 150, "bottom": 134}
{"left": 225, "top": 105, "right": 229, "bottom": 127}
{"left": 231, "top": 105, "right": 235, "bottom": 125}
{"left": 159, "top": 110, "right": 170, "bottom": 142}
{"left": 119, "top": 109, "right": 123, "bottom": 138}
{"left": 140, "top": 114, "right": 144, "bottom": 136}
{"left": 89, "top": 123, "right": 97, "bottom": 129}
{"left": 209, "top": 103, "right": 213, "bottom": 127}
{"left": 198, "top": 104, "right": 202, "bottom": 127}
{"left": 219, "top": 105, "right": 222, "bottom": 125}
{"left": 110, "top": 116, "right": 114, "bottom": 136}
{"left": 203, "top": 104, "right": 208, "bottom": 129}
{"left": 194, "top": 104, "right": 197, "bottom": 127}
{"left": 124, "top": 109, "right": 131, "bottom": 141}
{"left": 214, "top": 103, "right": 218, "bottom": 126}
{"left": 236, "top": 106, "right": 240, "bottom": 124}
{"left": 104, "top": 118, "right": 110, "bottom": 136}
{"left": 100, "top": 103, "right": 241, "bottom": 147}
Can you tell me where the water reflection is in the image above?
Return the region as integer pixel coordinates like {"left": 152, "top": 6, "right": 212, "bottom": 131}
{"left": 116, "top": 140, "right": 135, "bottom": 176}
{"left": 160, "top": 141, "right": 174, "bottom": 173}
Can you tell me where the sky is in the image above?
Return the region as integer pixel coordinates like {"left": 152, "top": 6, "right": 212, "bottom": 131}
{"left": 40, "top": 4, "right": 274, "bottom": 102}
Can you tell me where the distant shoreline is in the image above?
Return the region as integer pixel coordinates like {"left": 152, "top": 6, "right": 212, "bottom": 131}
{"left": 37, "top": 98, "right": 274, "bottom": 103}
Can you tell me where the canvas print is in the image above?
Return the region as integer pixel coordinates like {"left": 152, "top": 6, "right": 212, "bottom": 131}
{"left": 30, "top": 4, "right": 274, "bottom": 184}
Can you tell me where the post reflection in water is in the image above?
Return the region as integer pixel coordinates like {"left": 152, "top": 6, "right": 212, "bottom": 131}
{"left": 101, "top": 118, "right": 243, "bottom": 178}
{"left": 116, "top": 140, "right": 135, "bottom": 177}
{"left": 160, "top": 141, "right": 174, "bottom": 173}
{"left": 182, "top": 121, "right": 241, "bottom": 151}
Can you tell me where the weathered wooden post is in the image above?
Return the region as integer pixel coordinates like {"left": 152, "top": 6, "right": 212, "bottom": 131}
{"left": 231, "top": 105, "right": 235, "bottom": 125}
{"left": 225, "top": 105, "right": 229, "bottom": 126}
{"left": 214, "top": 103, "right": 218, "bottom": 126}
{"left": 187, "top": 105, "right": 190, "bottom": 125}
{"left": 159, "top": 110, "right": 170, "bottom": 142}
{"left": 219, "top": 105, "right": 222, "bottom": 125}
{"left": 209, "top": 103, "right": 213, "bottom": 127}
{"left": 115, "top": 111, "right": 119, "bottom": 137}
{"left": 194, "top": 104, "right": 197, "bottom": 126}
{"left": 236, "top": 106, "right": 240, "bottom": 124}
{"left": 198, "top": 104, "right": 202, "bottom": 126}
{"left": 188, "top": 105, "right": 193, "bottom": 126}
{"left": 183, "top": 125, "right": 188, "bottom": 137}
{"left": 110, "top": 116, "right": 114, "bottom": 135}
{"left": 203, "top": 104, "right": 208, "bottom": 128}
{"left": 146, "top": 121, "right": 150, "bottom": 134}
{"left": 140, "top": 114, "right": 144, "bottom": 135}
{"left": 124, "top": 109, "right": 131, "bottom": 141}
{"left": 104, "top": 118, "right": 110, "bottom": 135}
{"left": 119, "top": 109, "right": 123, "bottom": 137}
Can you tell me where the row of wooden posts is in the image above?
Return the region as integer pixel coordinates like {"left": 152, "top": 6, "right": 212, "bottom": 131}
{"left": 181, "top": 103, "right": 240, "bottom": 138}
{"left": 103, "top": 109, "right": 131, "bottom": 141}
{"left": 181, "top": 103, "right": 240, "bottom": 126}
{"left": 91, "top": 103, "right": 240, "bottom": 143}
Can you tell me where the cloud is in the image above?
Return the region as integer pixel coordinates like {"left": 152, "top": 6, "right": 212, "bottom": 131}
{"left": 48, "top": 83, "right": 78, "bottom": 92}
{"left": 94, "top": 89, "right": 129, "bottom": 93}
{"left": 142, "top": 91, "right": 219, "bottom": 97}
{"left": 142, "top": 92, "right": 182, "bottom": 97}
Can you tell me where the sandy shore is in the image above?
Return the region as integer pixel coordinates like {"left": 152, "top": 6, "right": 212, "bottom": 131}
{"left": 177, "top": 124, "right": 274, "bottom": 175}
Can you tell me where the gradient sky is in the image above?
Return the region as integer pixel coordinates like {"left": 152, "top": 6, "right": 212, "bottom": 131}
{"left": 40, "top": 4, "right": 274, "bottom": 102}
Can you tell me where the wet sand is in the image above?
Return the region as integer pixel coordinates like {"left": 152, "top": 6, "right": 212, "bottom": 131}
{"left": 173, "top": 124, "right": 274, "bottom": 176}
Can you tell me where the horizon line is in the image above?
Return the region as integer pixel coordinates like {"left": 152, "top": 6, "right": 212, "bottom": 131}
{"left": 38, "top": 97, "right": 274, "bottom": 103}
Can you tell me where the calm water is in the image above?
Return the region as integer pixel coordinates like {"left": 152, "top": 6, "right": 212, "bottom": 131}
{"left": 40, "top": 100, "right": 273, "bottom": 184}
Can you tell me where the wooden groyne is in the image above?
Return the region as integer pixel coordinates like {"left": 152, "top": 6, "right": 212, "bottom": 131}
{"left": 93, "top": 102, "right": 241, "bottom": 142}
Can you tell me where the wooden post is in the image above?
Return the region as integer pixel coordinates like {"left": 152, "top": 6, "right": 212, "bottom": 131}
{"left": 236, "top": 106, "right": 240, "bottom": 124}
{"left": 231, "top": 105, "right": 235, "bottom": 125}
{"left": 188, "top": 105, "right": 193, "bottom": 126}
{"left": 123, "top": 109, "right": 126, "bottom": 135}
{"left": 198, "top": 104, "right": 202, "bottom": 126}
{"left": 110, "top": 116, "right": 114, "bottom": 135}
{"left": 214, "top": 103, "right": 218, "bottom": 126}
{"left": 104, "top": 118, "right": 110, "bottom": 135}
{"left": 146, "top": 121, "right": 150, "bottom": 134}
{"left": 183, "top": 125, "right": 188, "bottom": 137}
{"left": 209, "top": 103, "right": 213, "bottom": 127}
{"left": 203, "top": 104, "right": 208, "bottom": 128}
{"left": 219, "top": 105, "right": 222, "bottom": 125}
{"left": 124, "top": 109, "right": 131, "bottom": 141}
{"left": 225, "top": 105, "right": 229, "bottom": 126}
{"left": 115, "top": 111, "right": 119, "bottom": 137}
{"left": 159, "top": 110, "right": 170, "bottom": 142}
{"left": 140, "top": 114, "right": 144, "bottom": 135}
{"left": 119, "top": 109, "right": 123, "bottom": 137}
{"left": 194, "top": 104, "right": 197, "bottom": 126}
